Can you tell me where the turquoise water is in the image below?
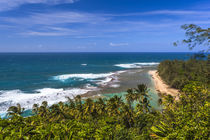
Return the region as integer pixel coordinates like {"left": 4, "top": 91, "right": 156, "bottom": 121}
{"left": 0, "top": 52, "right": 191, "bottom": 117}
{"left": 103, "top": 73, "right": 161, "bottom": 110}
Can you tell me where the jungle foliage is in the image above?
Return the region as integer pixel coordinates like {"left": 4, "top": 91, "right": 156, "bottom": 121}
{"left": 0, "top": 82, "right": 209, "bottom": 139}
{"left": 158, "top": 58, "right": 210, "bottom": 89}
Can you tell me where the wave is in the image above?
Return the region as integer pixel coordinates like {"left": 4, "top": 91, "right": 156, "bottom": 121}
{"left": 96, "top": 77, "right": 113, "bottom": 86}
{"left": 53, "top": 73, "right": 114, "bottom": 81}
{"left": 109, "top": 84, "right": 120, "bottom": 88}
{"left": 95, "top": 71, "right": 126, "bottom": 87}
{"left": 0, "top": 71, "right": 127, "bottom": 117}
{"left": 53, "top": 71, "right": 126, "bottom": 87}
{"left": 0, "top": 88, "right": 89, "bottom": 117}
{"left": 114, "top": 62, "right": 159, "bottom": 68}
{"left": 81, "top": 64, "right": 87, "bottom": 66}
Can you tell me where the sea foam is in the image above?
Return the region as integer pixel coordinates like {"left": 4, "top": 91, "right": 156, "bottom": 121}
{"left": 0, "top": 88, "right": 89, "bottom": 117}
{"left": 53, "top": 71, "right": 126, "bottom": 88}
{"left": 114, "top": 62, "right": 159, "bottom": 68}
{"left": 53, "top": 73, "right": 114, "bottom": 81}
{"left": 0, "top": 71, "right": 126, "bottom": 117}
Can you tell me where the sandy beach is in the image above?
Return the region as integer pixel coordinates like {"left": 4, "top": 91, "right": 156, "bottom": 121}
{"left": 148, "top": 70, "right": 179, "bottom": 100}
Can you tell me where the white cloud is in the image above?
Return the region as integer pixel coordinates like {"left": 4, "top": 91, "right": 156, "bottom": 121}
{"left": 1, "top": 9, "right": 210, "bottom": 37}
{"left": 110, "top": 42, "right": 128, "bottom": 47}
{"left": 3, "top": 10, "right": 210, "bottom": 27}
{"left": 108, "top": 10, "right": 210, "bottom": 17}
{"left": 0, "top": 0, "right": 78, "bottom": 11}
{"left": 21, "top": 26, "right": 80, "bottom": 36}
{"left": 23, "top": 31, "right": 68, "bottom": 36}
{"left": 4, "top": 11, "right": 108, "bottom": 25}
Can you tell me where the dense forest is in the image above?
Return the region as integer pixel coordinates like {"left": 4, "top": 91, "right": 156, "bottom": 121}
{"left": 158, "top": 56, "right": 210, "bottom": 89}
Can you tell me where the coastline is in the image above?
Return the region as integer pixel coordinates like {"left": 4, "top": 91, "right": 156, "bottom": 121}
{"left": 148, "top": 70, "right": 179, "bottom": 100}
{"left": 0, "top": 67, "right": 159, "bottom": 118}
{"left": 82, "top": 69, "right": 153, "bottom": 97}
{"left": 82, "top": 68, "right": 161, "bottom": 109}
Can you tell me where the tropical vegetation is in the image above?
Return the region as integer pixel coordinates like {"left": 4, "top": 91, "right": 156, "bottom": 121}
{"left": 0, "top": 80, "right": 209, "bottom": 139}
{"left": 158, "top": 57, "right": 209, "bottom": 89}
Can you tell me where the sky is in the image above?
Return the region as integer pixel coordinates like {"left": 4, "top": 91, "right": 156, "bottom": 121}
{"left": 0, "top": 0, "right": 209, "bottom": 52}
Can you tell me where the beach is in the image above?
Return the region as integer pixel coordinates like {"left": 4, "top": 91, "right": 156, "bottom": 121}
{"left": 148, "top": 70, "right": 179, "bottom": 100}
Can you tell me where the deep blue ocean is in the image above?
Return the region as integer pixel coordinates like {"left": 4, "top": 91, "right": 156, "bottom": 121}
{"left": 0, "top": 52, "right": 192, "bottom": 117}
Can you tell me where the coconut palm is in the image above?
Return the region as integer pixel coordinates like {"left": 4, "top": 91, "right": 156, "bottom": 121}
{"left": 66, "top": 96, "right": 75, "bottom": 109}
{"left": 106, "top": 95, "right": 123, "bottom": 117}
{"left": 121, "top": 104, "right": 134, "bottom": 128}
{"left": 134, "top": 84, "right": 151, "bottom": 112}
{"left": 38, "top": 101, "right": 49, "bottom": 117}
{"left": 75, "top": 95, "right": 82, "bottom": 109}
{"left": 125, "top": 89, "right": 135, "bottom": 110}
{"left": 84, "top": 98, "right": 94, "bottom": 117}
{"left": 7, "top": 103, "right": 24, "bottom": 117}
{"left": 32, "top": 104, "right": 39, "bottom": 114}
{"left": 74, "top": 95, "right": 84, "bottom": 119}
{"left": 135, "top": 84, "right": 149, "bottom": 101}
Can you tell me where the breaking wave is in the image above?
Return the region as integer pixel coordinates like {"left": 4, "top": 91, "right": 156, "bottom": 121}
{"left": 53, "top": 73, "right": 114, "bottom": 81}
{"left": 0, "top": 71, "right": 127, "bottom": 118}
{"left": 114, "top": 62, "right": 159, "bottom": 68}
{"left": 0, "top": 88, "right": 89, "bottom": 117}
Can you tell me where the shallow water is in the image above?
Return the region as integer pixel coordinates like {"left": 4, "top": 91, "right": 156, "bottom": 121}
{"left": 102, "top": 72, "right": 161, "bottom": 110}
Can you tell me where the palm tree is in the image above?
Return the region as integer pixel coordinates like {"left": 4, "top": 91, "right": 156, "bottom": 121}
{"left": 134, "top": 84, "right": 151, "bottom": 112}
{"left": 74, "top": 95, "right": 83, "bottom": 119}
{"left": 95, "top": 98, "right": 106, "bottom": 117}
{"left": 7, "top": 103, "right": 24, "bottom": 117}
{"left": 32, "top": 104, "right": 39, "bottom": 114}
{"left": 125, "top": 89, "right": 135, "bottom": 110}
{"left": 142, "top": 97, "right": 150, "bottom": 113}
{"left": 84, "top": 98, "right": 93, "bottom": 116}
{"left": 106, "top": 95, "right": 123, "bottom": 117}
{"left": 135, "top": 84, "right": 149, "bottom": 101}
{"left": 121, "top": 104, "right": 134, "bottom": 128}
{"left": 135, "top": 103, "right": 143, "bottom": 114}
{"left": 136, "top": 84, "right": 148, "bottom": 93}
{"left": 66, "top": 96, "right": 75, "bottom": 109}
{"left": 49, "top": 102, "right": 70, "bottom": 121}
{"left": 38, "top": 101, "right": 49, "bottom": 117}
{"left": 42, "top": 101, "right": 48, "bottom": 108}
{"left": 75, "top": 95, "right": 82, "bottom": 109}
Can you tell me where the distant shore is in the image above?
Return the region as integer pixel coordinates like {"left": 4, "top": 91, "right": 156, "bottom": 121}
{"left": 148, "top": 70, "right": 179, "bottom": 100}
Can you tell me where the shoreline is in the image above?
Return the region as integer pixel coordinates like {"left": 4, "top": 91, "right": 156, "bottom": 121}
{"left": 82, "top": 68, "right": 155, "bottom": 97}
{"left": 148, "top": 70, "right": 179, "bottom": 100}
{"left": 0, "top": 68, "right": 160, "bottom": 118}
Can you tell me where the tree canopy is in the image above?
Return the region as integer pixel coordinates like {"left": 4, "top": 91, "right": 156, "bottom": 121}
{"left": 174, "top": 24, "right": 210, "bottom": 52}
{"left": 0, "top": 80, "right": 209, "bottom": 139}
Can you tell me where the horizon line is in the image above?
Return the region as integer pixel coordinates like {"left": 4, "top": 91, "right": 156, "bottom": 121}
{"left": 0, "top": 51, "right": 198, "bottom": 53}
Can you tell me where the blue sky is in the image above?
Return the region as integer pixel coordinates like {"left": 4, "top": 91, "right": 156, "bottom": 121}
{"left": 0, "top": 0, "right": 209, "bottom": 52}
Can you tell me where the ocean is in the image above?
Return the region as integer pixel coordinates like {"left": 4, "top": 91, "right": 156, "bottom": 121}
{"left": 0, "top": 52, "right": 191, "bottom": 117}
